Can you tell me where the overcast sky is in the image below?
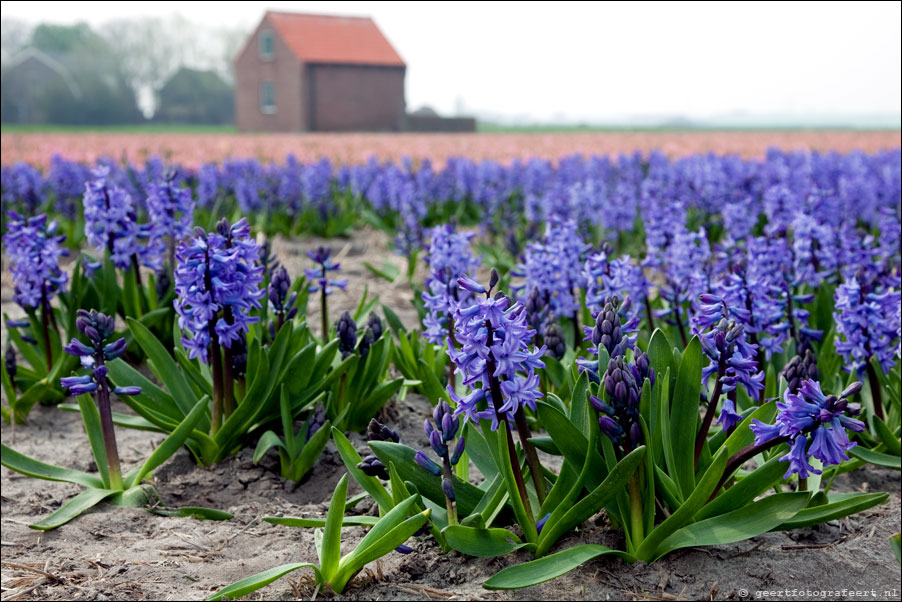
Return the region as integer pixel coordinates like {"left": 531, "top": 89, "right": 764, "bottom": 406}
{"left": 3, "top": 0, "right": 900, "bottom": 123}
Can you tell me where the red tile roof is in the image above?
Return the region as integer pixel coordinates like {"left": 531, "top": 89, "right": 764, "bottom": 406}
{"left": 266, "top": 11, "right": 405, "bottom": 67}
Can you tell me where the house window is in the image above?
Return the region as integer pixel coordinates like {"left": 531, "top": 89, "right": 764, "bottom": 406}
{"left": 260, "top": 82, "right": 276, "bottom": 114}
{"left": 259, "top": 30, "right": 274, "bottom": 60}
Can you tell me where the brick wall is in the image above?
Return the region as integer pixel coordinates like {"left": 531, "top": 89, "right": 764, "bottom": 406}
{"left": 234, "top": 16, "right": 303, "bottom": 132}
{"left": 307, "top": 64, "right": 406, "bottom": 132}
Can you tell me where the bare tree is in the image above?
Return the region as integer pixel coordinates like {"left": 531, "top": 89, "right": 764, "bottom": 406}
{"left": 99, "top": 16, "right": 247, "bottom": 116}
{"left": 1, "top": 18, "right": 34, "bottom": 65}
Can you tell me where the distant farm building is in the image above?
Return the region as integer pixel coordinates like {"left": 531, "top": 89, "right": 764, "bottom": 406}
{"left": 234, "top": 11, "right": 475, "bottom": 133}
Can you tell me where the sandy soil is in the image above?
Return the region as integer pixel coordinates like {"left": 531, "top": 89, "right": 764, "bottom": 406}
{"left": 2, "top": 229, "right": 901, "bottom": 601}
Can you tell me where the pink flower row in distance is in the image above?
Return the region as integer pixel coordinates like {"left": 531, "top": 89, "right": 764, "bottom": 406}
{"left": 3, "top": 130, "right": 900, "bottom": 170}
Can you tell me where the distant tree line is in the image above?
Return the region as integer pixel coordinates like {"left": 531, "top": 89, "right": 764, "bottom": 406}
{"left": 0, "top": 17, "right": 245, "bottom": 125}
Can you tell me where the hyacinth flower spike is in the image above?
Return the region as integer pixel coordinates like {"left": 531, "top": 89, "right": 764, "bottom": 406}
{"left": 448, "top": 269, "right": 547, "bottom": 517}
{"left": 720, "top": 379, "right": 866, "bottom": 492}
{"left": 415, "top": 401, "right": 466, "bottom": 525}
{"left": 61, "top": 310, "right": 140, "bottom": 489}
{"left": 305, "top": 246, "right": 347, "bottom": 339}
{"left": 3, "top": 210, "right": 69, "bottom": 369}
{"left": 421, "top": 224, "right": 480, "bottom": 390}
{"left": 693, "top": 293, "right": 764, "bottom": 466}
{"left": 146, "top": 169, "right": 195, "bottom": 285}
{"left": 268, "top": 265, "right": 299, "bottom": 339}
{"left": 174, "top": 218, "right": 264, "bottom": 434}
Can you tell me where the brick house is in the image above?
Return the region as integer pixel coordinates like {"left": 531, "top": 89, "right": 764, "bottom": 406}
{"left": 234, "top": 11, "right": 407, "bottom": 132}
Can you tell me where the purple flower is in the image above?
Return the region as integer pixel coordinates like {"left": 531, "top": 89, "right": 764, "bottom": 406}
{"left": 336, "top": 311, "right": 357, "bottom": 359}
{"left": 268, "top": 266, "right": 299, "bottom": 337}
{"left": 594, "top": 356, "right": 643, "bottom": 448}
{"left": 82, "top": 166, "right": 141, "bottom": 270}
{"left": 305, "top": 246, "right": 347, "bottom": 296}
{"left": 146, "top": 173, "right": 195, "bottom": 246}
{"left": 751, "top": 379, "right": 864, "bottom": 479}
{"left": 61, "top": 309, "right": 140, "bottom": 398}
{"left": 833, "top": 277, "right": 900, "bottom": 375}
{"left": 421, "top": 225, "right": 480, "bottom": 344}
{"left": 447, "top": 275, "right": 543, "bottom": 430}
{"left": 2, "top": 211, "right": 69, "bottom": 310}
{"left": 577, "top": 296, "right": 639, "bottom": 382}
{"left": 173, "top": 218, "right": 264, "bottom": 363}
{"left": 515, "top": 218, "right": 589, "bottom": 320}
{"left": 780, "top": 436, "right": 819, "bottom": 480}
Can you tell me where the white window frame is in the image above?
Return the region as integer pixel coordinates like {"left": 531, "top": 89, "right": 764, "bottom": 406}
{"left": 260, "top": 82, "right": 276, "bottom": 114}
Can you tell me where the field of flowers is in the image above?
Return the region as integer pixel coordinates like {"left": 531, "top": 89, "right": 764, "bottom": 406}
{"left": 1, "top": 145, "right": 900, "bottom": 600}
{"left": 2, "top": 129, "right": 901, "bottom": 168}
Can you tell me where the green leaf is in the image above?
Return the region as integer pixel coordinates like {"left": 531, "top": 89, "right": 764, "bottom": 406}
{"left": 295, "top": 420, "right": 331, "bottom": 481}
{"left": 320, "top": 473, "right": 348, "bottom": 580}
{"left": 536, "top": 401, "right": 589, "bottom": 474}
{"left": 382, "top": 304, "right": 406, "bottom": 334}
{"left": 849, "top": 447, "right": 901, "bottom": 469}
{"left": 656, "top": 492, "right": 810, "bottom": 558}
{"left": 29, "top": 487, "right": 119, "bottom": 531}
{"left": 483, "top": 544, "right": 634, "bottom": 590}
{"left": 568, "top": 372, "right": 591, "bottom": 439}
{"left": 334, "top": 506, "right": 429, "bottom": 593}
{"left": 647, "top": 328, "right": 675, "bottom": 392}
{"left": 634, "top": 447, "right": 728, "bottom": 563}
{"left": 694, "top": 450, "right": 787, "bottom": 521}
{"left": 491, "top": 421, "right": 537, "bottom": 543}
{"left": 537, "top": 446, "right": 646, "bottom": 557}
{"left": 463, "top": 422, "right": 500, "bottom": 482}
{"left": 331, "top": 428, "right": 394, "bottom": 512}
{"left": 126, "top": 396, "right": 208, "bottom": 488}
{"left": 368, "top": 440, "right": 487, "bottom": 516}
{"left": 264, "top": 515, "right": 380, "bottom": 528}
{"left": 148, "top": 506, "right": 233, "bottom": 520}
{"left": 891, "top": 533, "right": 901, "bottom": 564}
{"left": 443, "top": 526, "right": 529, "bottom": 557}
{"left": 349, "top": 378, "right": 404, "bottom": 431}
{"left": 872, "top": 416, "right": 901, "bottom": 456}
{"left": 773, "top": 492, "right": 889, "bottom": 530}
{"left": 348, "top": 495, "right": 420, "bottom": 557}
{"left": 106, "top": 358, "right": 183, "bottom": 423}
{"left": 1, "top": 444, "right": 103, "bottom": 488}
{"left": 76, "top": 392, "right": 111, "bottom": 488}
{"left": 126, "top": 318, "right": 196, "bottom": 415}
{"left": 363, "top": 261, "right": 400, "bottom": 283}
{"left": 206, "top": 563, "right": 321, "bottom": 601}
{"left": 253, "top": 430, "right": 286, "bottom": 464}
{"left": 671, "top": 336, "right": 703, "bottom": 499}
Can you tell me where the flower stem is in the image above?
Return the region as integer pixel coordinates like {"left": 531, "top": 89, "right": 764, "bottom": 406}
{"left": 643, "top": 296, "right": 655, "bottom": 332}
{"left": 208, "top": 323, "right": 224, "bottom": 435}
{"left": 673, "top": 298, "right": 688, "bottom": 348}
{"left": 865, "top": 361, "right": 885, "bottom": 421}
{"left": 320, "top": 290, "right": 329, "bottom": 342}
{"left": 442, "top": 457, "right": 458, "bottom": 526}
{"left": 130, "top": 254, "right": 143, "bottom": 289}
{"left": 514, "top": 408, "right": 547, "bottom": 505}
{"left": 485, "top": 326, "right": 533, "bottom": 520}
{"left": 715, "top": 435, "right": 791, "bottom": 496}
{"left": 695, "top": 358, "right": 726, "bottom": 466}
{"left": 222, "top": 346, "right": 235, "bottom": 419}
{"left": 39, "top": 289, "right": 53, "bottom": 369}
{"left": 95, "top": 369, "right": 123, "bottom": 490}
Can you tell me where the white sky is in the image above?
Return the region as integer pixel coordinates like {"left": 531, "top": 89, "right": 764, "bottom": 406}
{"left": 3, "top": 0, "right": 901, "bottom": 122}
